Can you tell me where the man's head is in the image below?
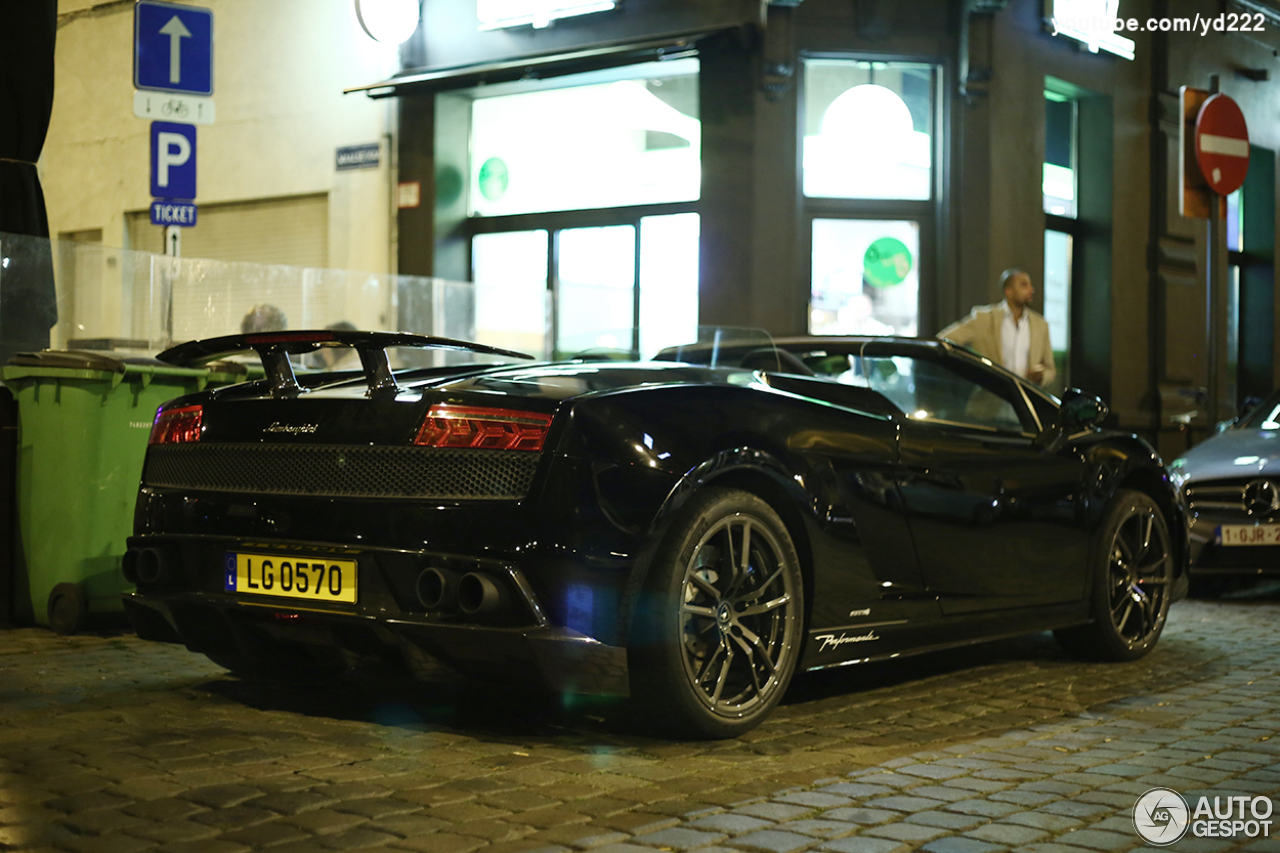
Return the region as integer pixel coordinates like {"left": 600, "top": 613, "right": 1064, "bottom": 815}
{"left": 1000, "top": 268, "right": 1034, "bottom": 310}
{"left": 240, "top": 304, "right": 288, "bottom": 334}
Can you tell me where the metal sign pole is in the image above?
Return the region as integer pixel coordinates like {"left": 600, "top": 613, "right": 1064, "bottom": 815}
{"left": 1204, "top": 75, "right": 1223, "bottom": 430}
{"left": 1207, "top": 195, "right": 1222, "bottom": 429}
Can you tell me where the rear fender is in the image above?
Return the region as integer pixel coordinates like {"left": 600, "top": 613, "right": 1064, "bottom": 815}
{"left": 619, "top": 447, "right": 817, "bottom": 645}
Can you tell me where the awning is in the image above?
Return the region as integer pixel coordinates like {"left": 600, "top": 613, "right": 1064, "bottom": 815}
{"left": 345, "top": 29, "right": 717, "bottom": 98}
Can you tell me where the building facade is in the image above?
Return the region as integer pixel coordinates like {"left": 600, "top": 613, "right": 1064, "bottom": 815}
{"left": 374, "top": 0, "right": 1279, "bottom": 458}
{"left": 42, "top": 0, "right": 400, "bottom": 343}
{"left": 37, "top": 0, "right": 1280, "bottom": 459}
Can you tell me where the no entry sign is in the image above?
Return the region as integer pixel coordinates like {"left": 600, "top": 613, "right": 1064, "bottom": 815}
{"left": 1195, "top": 94, "right": 1249, "bottom": 196}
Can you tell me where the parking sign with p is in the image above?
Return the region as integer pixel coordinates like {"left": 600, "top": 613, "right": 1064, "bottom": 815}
{"left": 150, "top": 121, "right": 196, "bottom": 200}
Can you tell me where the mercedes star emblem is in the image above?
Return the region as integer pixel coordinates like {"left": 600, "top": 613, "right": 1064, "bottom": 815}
{"left": 1243, "top": 479, "right": 1280, "bottom": 516}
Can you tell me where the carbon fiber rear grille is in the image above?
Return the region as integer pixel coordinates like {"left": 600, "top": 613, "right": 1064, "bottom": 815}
{"left": 144, "top": 444, "right": 540, "bottom": 499}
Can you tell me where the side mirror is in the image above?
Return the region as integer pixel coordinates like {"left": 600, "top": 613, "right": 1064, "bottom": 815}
{"left": 1059, "top": 388, "right": 1109, "bottom": 431}
{"left": 1034, "top": 389, "right": 1108, "bottom": 453}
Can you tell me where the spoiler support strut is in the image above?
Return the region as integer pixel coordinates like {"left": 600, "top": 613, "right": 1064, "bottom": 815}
{"left": 157, "top": 330, "right": 534, "bottom": 398}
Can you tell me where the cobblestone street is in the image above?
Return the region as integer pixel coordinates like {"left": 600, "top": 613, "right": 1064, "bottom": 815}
{"left": 3, "top": 586, "right": 1280, "bottom": 853}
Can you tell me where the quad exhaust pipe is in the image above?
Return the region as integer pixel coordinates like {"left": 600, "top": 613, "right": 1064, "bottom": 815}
{"left": 123, "top": 547, "right": 172, "bottom": 584}
{"left": 457, "top": 572, "right": 509, "bottom": 616}
{"left": 416, "top": 567, "right": 510, "bottom": 617}
{"left": 416, "top": 567, "right": 460, "bottom": 610}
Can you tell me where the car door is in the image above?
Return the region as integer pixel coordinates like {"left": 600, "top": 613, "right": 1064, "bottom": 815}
{"left": 762, "top": 366, "right": 937, "bottom": 633}
{"left": 857, "top": 344, "right": 1091, "bottom": 615}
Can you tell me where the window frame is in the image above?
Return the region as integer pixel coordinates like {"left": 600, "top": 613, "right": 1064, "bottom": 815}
{"left": 466, "top": 202, "right": 700, "bottom": 358}
{"left": 798, "top": 53, "right": 946, "bottom": 338}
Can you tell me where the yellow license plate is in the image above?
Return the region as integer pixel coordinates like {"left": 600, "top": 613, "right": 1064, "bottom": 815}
{"left": 1216, "top": 524, "right": 1280, "bottom": 546}
{"left": 224, "top": 552, "right": 358, "bottom": 603}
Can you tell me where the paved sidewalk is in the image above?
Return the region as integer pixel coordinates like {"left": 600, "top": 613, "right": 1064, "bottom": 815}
{"left": 2, "top": 586, "right": 1279, "bottom": 853}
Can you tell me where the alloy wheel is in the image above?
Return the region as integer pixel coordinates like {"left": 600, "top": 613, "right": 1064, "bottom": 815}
{"left": 1105, "top": 502, "right": 1172, "bottom": 648}
{"left": 677, "top": 512, "right": 798, "bottom": 718}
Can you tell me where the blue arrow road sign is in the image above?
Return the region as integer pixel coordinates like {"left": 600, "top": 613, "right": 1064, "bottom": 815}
{"left": 135, "top": 1, "right": 213, "bottom": 96}
{"left": 151, "top": 122, "right": 197, "bottom": 200}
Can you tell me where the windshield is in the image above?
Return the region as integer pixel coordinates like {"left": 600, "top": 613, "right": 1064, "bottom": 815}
{"left": 1238, "top": 389, "right": 1280, "bottom": 430}
{"left": 557, "top": 325, "right": 776, "bottom": 367}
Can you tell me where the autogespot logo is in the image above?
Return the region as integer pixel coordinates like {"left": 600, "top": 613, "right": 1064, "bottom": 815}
{"left": 1134, "top": 788, "right": 1190, "bottom": 846}
{"left": 1134, "top": 788, "right": 1276, "bottom": 845}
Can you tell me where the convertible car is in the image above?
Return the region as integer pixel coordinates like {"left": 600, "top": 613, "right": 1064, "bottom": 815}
{"left": 123, "top": 329, "right": 1188, "bottom": 738}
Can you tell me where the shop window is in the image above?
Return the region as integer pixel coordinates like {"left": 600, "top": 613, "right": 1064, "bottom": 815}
{"left": 1043, "top": 85, "right": 1083, "bottom": 396}
{"left": 802, "top": 60, "right": 934, "bottom": 201}
{"left": 1044, "top": 92, "right": 1076, "bottom": 217}
{"left": 1226, "top": 186, "right": 1242, "bottom": 403}
{"left": 556, "top": 225, "right": 635, "bottom": 354}
{"left": 470, "top": 214, "right": 699, "bottom": 359}
{"left": 1043, "top": 229, "right": 1072, "bottom": 394}
{"left": 810, "top": 219, "right": 919, "bottom": 336}
{"left": 472, "top": 230, "right": 550, "bottom": 355}
{"left": 1045, "top": 79, "right": 1111, "bottom": 402}
{"left": 638, "top": 213, "right": 699, "bottom": 357}
{"left": 465, "top": 59, "right": 699, "bottom": 217}
{"left": 1227, "top": 187, "right": 1243, "bottom": 252}
{"left": 1228, "top": 155, "right": 1276, "bottom": 406}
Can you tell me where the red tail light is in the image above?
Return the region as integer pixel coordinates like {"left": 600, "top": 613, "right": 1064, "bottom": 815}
{"left": 414, "top": 404, "right": 552, "bottom": 451}
{"left": 149, "top": 405, "right": 203, "bottom": 445}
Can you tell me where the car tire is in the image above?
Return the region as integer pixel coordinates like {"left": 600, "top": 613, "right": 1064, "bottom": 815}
{"left": 629, "top": 487, "right": 804, "bottom": 739}
{"left": 1055, "top": 490, "right": 1173, "bottom": 662}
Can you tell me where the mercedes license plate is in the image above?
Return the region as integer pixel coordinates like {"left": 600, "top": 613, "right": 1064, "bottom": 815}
{"left": 1216, "top": 525, "right": 1280, "bottom": 547}
{"left": 224, "top": 552, "right": 358, "bottom": 603}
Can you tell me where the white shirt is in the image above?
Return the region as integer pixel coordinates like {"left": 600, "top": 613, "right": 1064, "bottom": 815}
{"left": 1000, "top": 301, "right": 1030, "bottom": 379}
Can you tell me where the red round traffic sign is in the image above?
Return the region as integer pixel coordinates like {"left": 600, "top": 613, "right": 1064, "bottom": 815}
{"left": 1195, "top": 94, "right": 1250, "bottom": 195}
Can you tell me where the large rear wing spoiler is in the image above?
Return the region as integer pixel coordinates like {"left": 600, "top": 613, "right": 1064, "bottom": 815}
{"left": 157, "top": 330, "right": 533, "bottom": 397}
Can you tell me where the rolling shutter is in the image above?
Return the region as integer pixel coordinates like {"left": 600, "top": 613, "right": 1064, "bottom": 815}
{"left": 127, "top": 194, "right": 328, "bottom": 267}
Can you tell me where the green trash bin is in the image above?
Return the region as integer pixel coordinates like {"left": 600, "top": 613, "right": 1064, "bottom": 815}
{"left": 0, "top": 350, "right": 245, "bottom": 634}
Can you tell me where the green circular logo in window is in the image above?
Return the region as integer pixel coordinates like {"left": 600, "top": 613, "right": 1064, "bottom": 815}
{"left": 478, "top": 158, "right": 509, "bottom": 201}
{"left": 863, "top": 237, "right": 912, "bottom": 287}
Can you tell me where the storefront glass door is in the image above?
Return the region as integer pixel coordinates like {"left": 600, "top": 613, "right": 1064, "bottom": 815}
{"left": 639, "top": 212, "right": 699, "bottom": 357}
{"left": 471, "top": 230, "right": 549, "bottom": 356}
{"left": 556, "top": 225, "right": 636, "bottom": 354}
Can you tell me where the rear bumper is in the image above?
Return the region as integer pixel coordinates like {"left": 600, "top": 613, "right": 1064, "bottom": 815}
{"left": 122, "top": 530, "right": 632, "bottom": 695}
{"left": 122, "top": 590, "right": 630, "bottom": 696}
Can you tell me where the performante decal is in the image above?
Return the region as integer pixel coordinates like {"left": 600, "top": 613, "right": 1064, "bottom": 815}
{"left": 815, "top": 631, "right": 879, "bottom": 652}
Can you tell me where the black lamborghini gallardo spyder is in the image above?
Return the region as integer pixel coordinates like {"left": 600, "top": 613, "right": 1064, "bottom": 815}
{"left": 123, "top": 329, "right": 1188, "bottom": 738}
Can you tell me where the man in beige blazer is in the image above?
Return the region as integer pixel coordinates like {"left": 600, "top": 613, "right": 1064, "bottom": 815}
{"left": 937, "top": 268, "right": 1056, "bottom": 387}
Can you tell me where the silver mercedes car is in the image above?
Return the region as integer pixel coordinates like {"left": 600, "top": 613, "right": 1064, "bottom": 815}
{"left": 1170, "top": 389, "right": 1280, "bottom": 591}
